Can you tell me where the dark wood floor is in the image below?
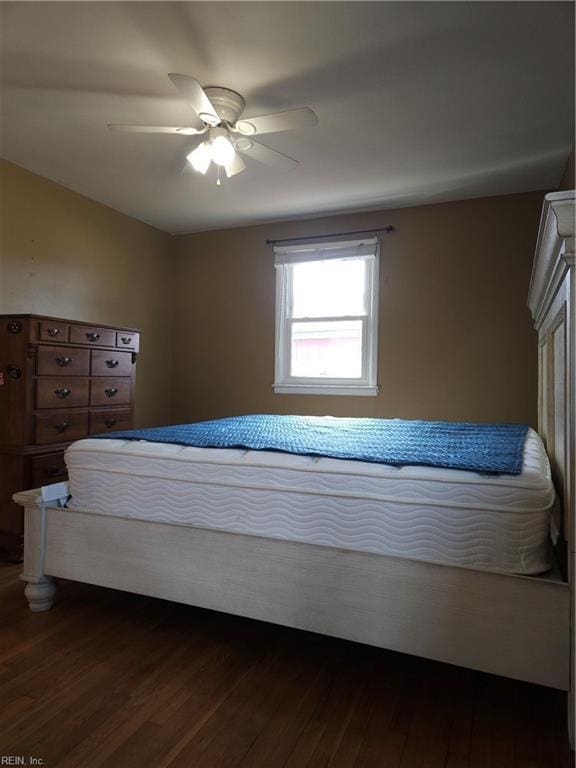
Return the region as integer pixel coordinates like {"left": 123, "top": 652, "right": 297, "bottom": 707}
{"left": 0, "top": 562, "right": 570, "bottom": 768}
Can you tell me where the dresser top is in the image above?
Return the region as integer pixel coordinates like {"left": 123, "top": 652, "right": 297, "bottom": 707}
{"left": 1, "top": 314, "right": 140, "bottom": 333}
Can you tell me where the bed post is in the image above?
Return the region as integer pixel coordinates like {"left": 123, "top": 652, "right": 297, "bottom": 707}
{"left": 528, "top": 190, "right": 575, "bottom": 749}
{"left": 13, "top": 488, "right": 57, "bottom": 612}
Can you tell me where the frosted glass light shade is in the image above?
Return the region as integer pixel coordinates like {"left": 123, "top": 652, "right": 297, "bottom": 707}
{"left": 211, "top": 135, "right": 235, "bottom": 166}
{"left": 187, "top": 142, "right": 212, "bottom": 174}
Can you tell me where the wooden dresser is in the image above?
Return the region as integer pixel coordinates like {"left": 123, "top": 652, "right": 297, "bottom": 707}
{"left": 0, "top": 314, "right": 140, "bottom": 560}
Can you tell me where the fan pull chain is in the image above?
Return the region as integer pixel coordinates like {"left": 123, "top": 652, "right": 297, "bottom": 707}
{"left": 216, "top": 166, "right": 222, "bottom": 186}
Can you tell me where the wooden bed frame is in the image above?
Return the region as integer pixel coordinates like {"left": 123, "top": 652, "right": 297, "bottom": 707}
{"left": 13, "top": 191, "right": 575, "bottom": 735}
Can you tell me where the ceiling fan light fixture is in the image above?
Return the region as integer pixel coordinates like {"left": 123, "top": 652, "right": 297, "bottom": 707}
{"left": 110, "top": 74, "right": 317, "bottom": 182}
{"left": 187, "top": 142, "right": 212, "bottom": 174}
{"left": 211, "top": 135, "right": 236, "bottom": 167}
{"left": 225, "top": 153, "right": 247, "bottom": 179}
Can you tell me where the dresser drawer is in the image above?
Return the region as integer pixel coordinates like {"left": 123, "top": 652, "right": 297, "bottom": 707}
{"left": 116, "top": 331, "right": 139, "bottom": 352}
{"left": 89, "top": 408, "right": 132, "bottom": 435}
{"left": 90, "top": 378, "right": 131, "bottom": 406}
{"left": 37, "top": 345, "right": 90, "bottom": 376}
{"left": 35, "top": 412, "right": 89, "bottom": 445}
{"left": 39, "top": 321, "right": 69, "bottom": 343}
{"left": 91, "top": 349, "right": 133, "bottom": 377}
{"left": 36, "top": 378, "right": 90, "bottom": 409}
{"left": 70, "top": 325, "right": 115, "bottom": 347}
{"left": 31, "top": 452, "right": 68, "bottom": 486}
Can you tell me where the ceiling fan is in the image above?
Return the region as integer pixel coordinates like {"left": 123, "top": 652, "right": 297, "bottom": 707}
{"left": 108, "top": 74, "right": 318, "bottom": 183}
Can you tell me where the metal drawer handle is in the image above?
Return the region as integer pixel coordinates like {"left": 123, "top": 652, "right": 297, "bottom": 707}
{"left": 105, "top": 417, "right": 118, "bottom": 428}
{"left": 7, "top": 365, "right": 22, "bottom": 380}
{"left": 54, "top": 387, "right": 72, "bottom": 399}
{"left": 106, "top": 359, "right": 120, "bottom": 368}
{"left": 86, "top": 332, "right": 100, "bottom": 342}
{"left": 104, "top": 387, "right": 118, "bottom": 398}
{"left": 54, "top": 421, "right": 70, "bottom": 433}
{"left": 47, "top": 465, "right": 64, "bottom": 477}
{"left": 47, "top": 328, "right": 61, "bottom": 337}
{"left": 56, "top": 356, "right": 73, "bottom": 367}
{"left": 121, "top": 336, "right": 132, "bottom": 345}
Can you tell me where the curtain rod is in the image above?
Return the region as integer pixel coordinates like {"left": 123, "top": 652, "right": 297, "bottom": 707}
{"left": 266, "top": 225, "right": 394, "bottom": 246}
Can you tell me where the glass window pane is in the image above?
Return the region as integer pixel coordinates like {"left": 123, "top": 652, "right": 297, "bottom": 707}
{"left": 290, "top": 320, "right": 363, "bottom": 379}
{"left": 291, "top": 259, "right": 366, "bottom": 318}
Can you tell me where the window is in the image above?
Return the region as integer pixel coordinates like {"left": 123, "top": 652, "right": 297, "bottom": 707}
{"left": 274, "top": 238, "right": 379, "bottom": 395}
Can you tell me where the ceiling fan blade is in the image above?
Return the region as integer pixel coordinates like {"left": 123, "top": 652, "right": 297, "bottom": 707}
{"left": 108, "top": 124, "right": 205, "bottom": 135}
{"left": 168, "top": 74, "right": 219, "bottom": 126}
{"left": 234, "top": 107, "right": 318, "bottom": 136}
{"left": 236, "top": 139, "right": 298, "bottom": 170}
{"left": 225, "top": 153, "right": 246, "bottom": 178}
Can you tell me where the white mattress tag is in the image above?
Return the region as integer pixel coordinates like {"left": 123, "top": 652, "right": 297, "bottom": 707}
{"left": 41, "top": 481, "right": 70, "bottom": 506}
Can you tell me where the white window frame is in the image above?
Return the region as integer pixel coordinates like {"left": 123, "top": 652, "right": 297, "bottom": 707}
{"left": 273, "top": 238, "right": 379, "bottom": 396}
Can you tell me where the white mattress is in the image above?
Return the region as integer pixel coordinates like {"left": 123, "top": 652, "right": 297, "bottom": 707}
{"left": 65, "top": 428, "right": 556, "bottom": 575}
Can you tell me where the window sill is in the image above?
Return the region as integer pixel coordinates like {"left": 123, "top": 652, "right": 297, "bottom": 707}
{"left": 273, "top": 384, "right": 379, "bottom": 397}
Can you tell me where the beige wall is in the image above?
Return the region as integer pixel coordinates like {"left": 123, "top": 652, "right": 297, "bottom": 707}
{"left": 0, "top": 159, "right": 545, "bottom": 429}
{"left": 172, "top": 192, "right": 543, "bottom": 427}
{"left": 0, "top": 160, "right": 173, "bottom": 427}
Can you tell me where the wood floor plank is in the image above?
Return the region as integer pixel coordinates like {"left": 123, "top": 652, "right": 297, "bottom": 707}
{"left": 292, "top": 653, "right": 368, "bottom": 767}
{"left": 161, "top": 641, "right": 323, "bottom": 767}
{"left": 398, "top": 660, "right": 456, "bottom": 768}
{"left": 237, "top": 663, "right": 329, "bottom": 767}
{"left": 490, "top": 677, "right": 518, "bottom": 768}
{"left": 328, "top": 670, "right": 378, "bottom": 768}
{"left": 348, "top": 653, "right": 407, "bottom": 768}
{"left": 444, "top": 668, "right": 475, "bottom": 768}
{"left": 281, "top": 647, "right": 367, "bottom": 768}
{"left": 88, "top": 645, "right": 262, "bottom": 768}
{"left": 469, "top": 676, "right": 494, "bottom": 768}
{"left": 0, "top": 568, "right": 570, "bottom": 768}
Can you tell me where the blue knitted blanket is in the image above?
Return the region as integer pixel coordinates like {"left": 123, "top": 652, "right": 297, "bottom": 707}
{"left": 94, "top": 415, "right": 529, "bottom": 475}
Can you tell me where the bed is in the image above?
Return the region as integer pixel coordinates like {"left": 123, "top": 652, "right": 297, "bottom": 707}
{"left": 13, "top": 192, "right": 575, "bottom": 729}
{"left": 13, "top": 414, "right": 569, "bottom": 695}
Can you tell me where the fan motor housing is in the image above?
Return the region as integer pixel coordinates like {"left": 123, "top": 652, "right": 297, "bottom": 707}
{"left": 204, "top": 87, "right": 245, "bottom": 125}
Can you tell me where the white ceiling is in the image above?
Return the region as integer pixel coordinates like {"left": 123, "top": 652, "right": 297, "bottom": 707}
{"left": 0, "top": 2, "right": 573, "bottom": 234}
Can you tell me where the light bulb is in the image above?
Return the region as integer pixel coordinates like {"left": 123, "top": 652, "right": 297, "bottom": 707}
{"left": 187, "top": 142, "right": 212, "bottom": 174}
{"left": 210, "top": 135, "right": 235, "bottom": 167}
